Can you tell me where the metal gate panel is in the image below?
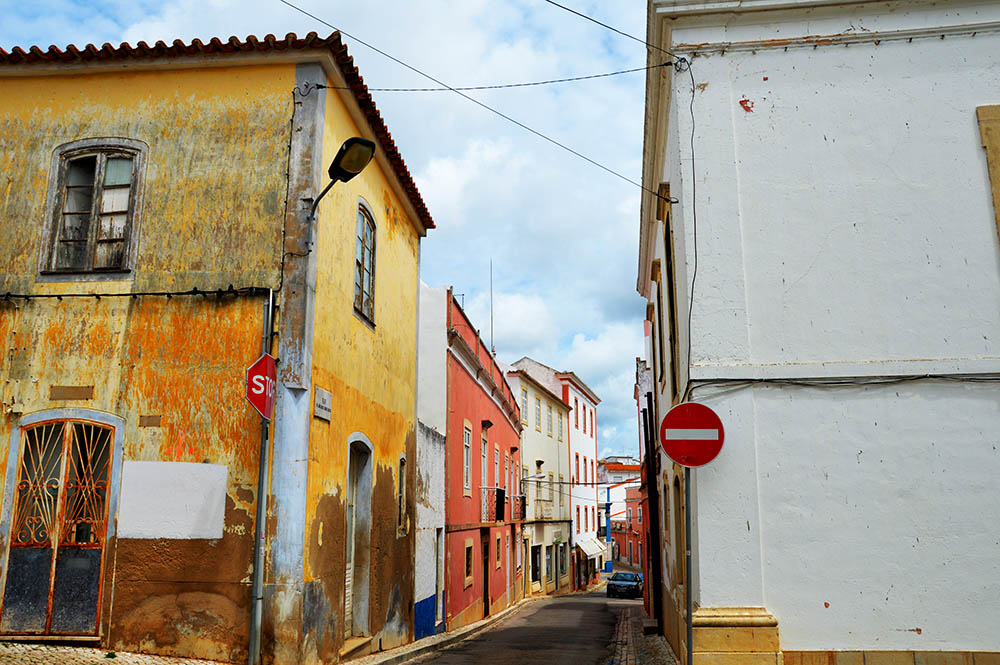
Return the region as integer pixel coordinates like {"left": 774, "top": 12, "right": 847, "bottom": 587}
{"left": 49, "top": 423, "right": 111, "bottom": 634}
{"left": 0, "top": 421, "right": 112, "bottom": 636}
{"left": 0, "top": 423, "right": 64, "bottom": 633}
{"left": 49, "top": 549, "right": 102, "bottom": 634}
{"left": 0, "top": 549, "right": 53, "bottom": 633}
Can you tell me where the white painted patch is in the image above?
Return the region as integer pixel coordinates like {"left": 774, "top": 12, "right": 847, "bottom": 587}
{"left": 117, "top": 461, "right": 228, "bottom": 539}
{"left": 665, "top": 429, "right": 719, "bottom": 440}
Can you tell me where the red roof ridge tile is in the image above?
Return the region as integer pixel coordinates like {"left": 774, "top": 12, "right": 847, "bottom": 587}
{"left": 0, "top": 31, "right": 434, "bottom": 230}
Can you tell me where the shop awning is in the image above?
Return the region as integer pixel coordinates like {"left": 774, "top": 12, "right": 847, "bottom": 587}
{"left": 576, "top": 537, "right": 606, "bottom": 560}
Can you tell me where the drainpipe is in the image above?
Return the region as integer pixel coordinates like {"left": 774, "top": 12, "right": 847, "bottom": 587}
{"left": 248, "top": 289, "right": 274, "bottom": 665}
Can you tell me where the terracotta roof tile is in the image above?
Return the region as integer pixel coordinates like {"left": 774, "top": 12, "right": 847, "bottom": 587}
{"left": 0, "top": 31, "right": 434, "bottom": 230}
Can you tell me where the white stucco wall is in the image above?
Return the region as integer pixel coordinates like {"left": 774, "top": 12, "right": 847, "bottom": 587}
{"left": 414, "top": 422, "right": 445, "bottom": 611}
{"left": 417, "top": 283, "right": 448, "bottom": 432}
{"left": 566, "top": 383, "right": 599, "bottom": 546}
{"left": 651, "top": 0, "right": 1000, "bottom": 651}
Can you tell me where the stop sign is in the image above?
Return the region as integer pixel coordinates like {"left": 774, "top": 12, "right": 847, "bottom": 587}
{"left": 659, "top": 402, "right": 724, "bottom": 468}
{"left": 246, "top": 353, "right": 277, "bottom": 420}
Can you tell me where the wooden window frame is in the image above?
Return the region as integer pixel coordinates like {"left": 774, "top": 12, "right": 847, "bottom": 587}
{"left": 354, "top": 203, "right": 377, "bottom": 325}
{"left": 463, "top": 425, "right": 472, "bottom": 496}
{"left": 978, "top": 106, "right": 1000, "bottom": 240}
{"left": 464, "top": 539, "right": 474, "bottom": 587}
{"left": 40, "top": 138, "right": 147, "bottom": 280}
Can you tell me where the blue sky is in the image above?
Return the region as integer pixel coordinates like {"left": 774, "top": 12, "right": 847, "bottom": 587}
{"left": 2, "top": 0, "right": 649, "bottom": 459}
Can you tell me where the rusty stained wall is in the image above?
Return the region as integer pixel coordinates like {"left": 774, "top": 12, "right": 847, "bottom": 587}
{"left": 0, "top": 62, "right": 296, "bottom": 661}
{"left": 293, "top": 82, "right": 421, "bottom": 663}
{"left": 0, "top": 295, "right": 265, "bottom": 662}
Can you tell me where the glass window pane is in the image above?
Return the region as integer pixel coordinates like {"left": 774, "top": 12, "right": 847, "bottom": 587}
{"left": 355, "top": 237, "right": 363, "bottom": 261}
{"left": 101, "top": 185, "right": 130, "bottom": 213}
{"left": 61, "top": 214, "right": 90, "bottom": 241}
{"left": 67, "top": 156, "right": 96, "bottom": 186}
{"left": 104, "top": 157, "right": 133, "bottom": 186}
{"left": 63, "top": 186, "right": 94, "bottom": 214}
{"left": 98, "top": 213, "right": 127, "bottom": 241}
{"left": 56, "top": 242, "right": 88, "bottom": 270}
{"left": 94, "top": 241, "right": 125, "bottom": 269}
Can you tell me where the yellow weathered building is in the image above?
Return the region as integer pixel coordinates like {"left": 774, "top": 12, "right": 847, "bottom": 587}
{"left": 0, "top": 32, "right": 432, "bottom": 664}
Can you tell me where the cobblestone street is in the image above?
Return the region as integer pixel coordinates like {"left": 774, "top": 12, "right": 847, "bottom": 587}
{"left": 0, "top": 642, "right": 227, "bottom": 665}
{"left": 606, "top": 604, "right": 678, "bottom": 665}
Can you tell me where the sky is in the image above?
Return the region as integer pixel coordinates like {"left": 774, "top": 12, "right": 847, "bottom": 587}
{"left": 1, "top": 0, "right": 649, "bottom": 460}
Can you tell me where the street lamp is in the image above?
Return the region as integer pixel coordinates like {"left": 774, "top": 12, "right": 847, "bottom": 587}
{"left": 305, "top": 136, "right": 377, "bottom": 250}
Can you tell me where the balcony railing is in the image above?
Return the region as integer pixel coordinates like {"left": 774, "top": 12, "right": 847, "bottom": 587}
{"left": 481, "top": 486, "right": 507, "bottom": 522}
{"left": 534, "top": 498, "right": 553, "bottom": 520}
{"left": 510, "top": 494, "right": 526, "bottom": 521}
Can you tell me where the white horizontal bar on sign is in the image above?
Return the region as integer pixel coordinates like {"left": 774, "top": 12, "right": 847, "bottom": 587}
{"left": 664, "top": 428, "right": 719, "bottom": 441}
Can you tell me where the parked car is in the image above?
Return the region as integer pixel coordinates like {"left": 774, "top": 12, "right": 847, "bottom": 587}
{"left": 606, "top": 572, "right": 642, "bottom": 598}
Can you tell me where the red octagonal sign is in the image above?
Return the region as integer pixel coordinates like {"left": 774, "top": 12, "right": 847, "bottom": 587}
{"left": 659, "top": 402, "right": 725, "bottom": 468}
{"left": 246, "top": 353, "right": 277, "bottom": 421}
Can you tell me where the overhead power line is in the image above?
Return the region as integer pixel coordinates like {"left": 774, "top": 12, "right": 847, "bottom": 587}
{"left": 540, "top": 0, "right": 681, "bottom": 61}
{"left": 316, "top": 62, "right": 669, "bottom": 92}
{"left": 276, "top": 0, "right": 673, "bottom": 204}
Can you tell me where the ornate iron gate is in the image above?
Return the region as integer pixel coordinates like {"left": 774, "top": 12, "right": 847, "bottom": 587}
{"left": 0, "top": 420, "right": 113, "bottom": 635}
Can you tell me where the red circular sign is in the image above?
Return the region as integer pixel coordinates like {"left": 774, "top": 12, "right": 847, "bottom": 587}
{"left": 659, "top": 402, "right": 725, "bottom": 468}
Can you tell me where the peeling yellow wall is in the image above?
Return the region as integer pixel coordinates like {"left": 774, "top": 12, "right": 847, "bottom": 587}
{"left": 300, "top": 82, "right": 420, "bottom": 658}
{"left": 0, "top": 61, "right": 296, "bottom": 662}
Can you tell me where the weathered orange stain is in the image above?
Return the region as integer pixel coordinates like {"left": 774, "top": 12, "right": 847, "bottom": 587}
{"left": 739, "top": 98, "right": 755, "bottom": 113}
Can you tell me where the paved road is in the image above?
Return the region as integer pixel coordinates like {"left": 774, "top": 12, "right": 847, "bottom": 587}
{"left": 411, "top": 592, "right": 642, "bottom": 665}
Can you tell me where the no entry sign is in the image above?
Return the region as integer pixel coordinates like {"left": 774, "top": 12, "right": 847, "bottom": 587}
{"left": 246, "top": 353, "right": 277, "bottom": 420}
{"left": 659, "top": 402, "right": 724, "bottom": 468}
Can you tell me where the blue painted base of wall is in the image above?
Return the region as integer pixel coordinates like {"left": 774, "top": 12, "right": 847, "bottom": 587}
{"left": 414, "top": 594, "right": 443, "bottom": 640}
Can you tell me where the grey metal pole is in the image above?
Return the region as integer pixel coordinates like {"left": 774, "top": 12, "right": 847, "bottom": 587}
{"left": 685, "top": 466, "right": 693, "bottom": 665}
{"left": 248, "top": 289, "right": 273, "bottom": 665}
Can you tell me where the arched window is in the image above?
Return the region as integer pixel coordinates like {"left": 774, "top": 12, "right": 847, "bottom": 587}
{"left": 44, "top": 138, "right": 147, "bottom": 275}
{"left": 354, "top": 204, "right": 377, "bottom": 323}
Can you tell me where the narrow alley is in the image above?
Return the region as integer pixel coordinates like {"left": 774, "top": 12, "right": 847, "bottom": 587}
{"left": 409, "top": 592, "right": 675, "bottom": 665}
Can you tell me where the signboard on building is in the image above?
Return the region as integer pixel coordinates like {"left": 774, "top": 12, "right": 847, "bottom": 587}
{"left": 314, "top": 386, "right": 332, "bottom": 421}
{"left": 659, "top": 402, "right": 724, "bottom": 467}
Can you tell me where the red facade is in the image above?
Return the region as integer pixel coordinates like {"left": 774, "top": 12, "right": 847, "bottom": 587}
{"left": 443, "top": 291, "right": 523, "bottom": 630}
{"left": 610, "top": 487, "right": 646, "bottom": 573}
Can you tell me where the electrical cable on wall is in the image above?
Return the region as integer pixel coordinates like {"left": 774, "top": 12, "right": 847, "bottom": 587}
{"left": 1, "top": 286, "right": 270, "bottom": 301}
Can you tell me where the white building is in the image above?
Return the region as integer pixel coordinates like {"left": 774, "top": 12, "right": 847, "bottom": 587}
{"left": 413, "top": 283, "right": 447, "bottom": 639}
{"left": 504, "top": 366, "right": 572, "bottom": 596}
{"left": 510, "top": 358, "right": 604, "bottom": 589}
{"left": 638, "top": 1, "right": 1000, "bottom": 662}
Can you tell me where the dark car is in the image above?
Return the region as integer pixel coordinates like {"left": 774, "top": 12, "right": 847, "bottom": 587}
{"left": 606, "top": 572, "right": 642, "bottom": 598}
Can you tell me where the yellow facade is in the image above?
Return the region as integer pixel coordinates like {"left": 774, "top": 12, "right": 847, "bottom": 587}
{"left": 0, "top": 34, "right": 428, "bottom": 664}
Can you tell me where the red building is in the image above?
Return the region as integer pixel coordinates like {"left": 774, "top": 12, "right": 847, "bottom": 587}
{"left": 610, "top": 486, "right": 646, "bottom": 573}
{"left": 440, "top": 290, "right": 524, "bottom": 630}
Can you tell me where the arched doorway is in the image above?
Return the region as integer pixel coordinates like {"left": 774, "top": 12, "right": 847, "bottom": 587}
{"left": 344, "top": 435, "right": 372, "bottom": 639}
